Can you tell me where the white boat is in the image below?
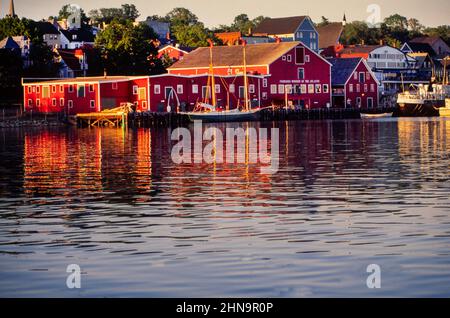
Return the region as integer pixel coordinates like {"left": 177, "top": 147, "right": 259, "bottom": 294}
{"left": 181, "top": 102, "right": 262, "bottom": 122}
{"left": 360, "top": 112, "right": 393, "bottom": 119}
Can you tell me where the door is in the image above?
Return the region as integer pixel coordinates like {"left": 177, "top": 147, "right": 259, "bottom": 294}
{"left": 367, "top": 97, "right": 373, "bottom": 109}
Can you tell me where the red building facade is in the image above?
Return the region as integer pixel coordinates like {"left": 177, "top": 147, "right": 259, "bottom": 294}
{"left": 329, "top": 58, "right": 379, "bottom": 108}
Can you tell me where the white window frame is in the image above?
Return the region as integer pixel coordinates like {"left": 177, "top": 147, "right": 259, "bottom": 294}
{"left": 287, "top": 55, "right": 292, "bottom": 62}
{"left": 270, "top": 84, "right": 277, "bottom": 94}
{"left": 298, "top": 68, "right": 305, "bottom": 80}
{"left": 59, "top": 85, "right": 64, "bottom": 93}
{"left": 305, "top": 55, "right": 310, "bottom": 63}
{"left": 192, "top": 84, "right": 198, "bottom": 94}
{"left": 215, "top": 84, "right": 220, "bottom": 94}
{"left": 89, "top": 84, "right": 95, "bottom": 92}
{"left": 278, "top": 84, "right": 285, "bottom": 94}
{"left": 27, "top": 86, "right": 31, "bottom": 93}
{"left": 154, "top": 84, "right": 161, "bottom": 94}
{"left": 36, "top": 86, "right": 40, "bottom": 93}
{"left": 68, "top": 85, "right": 73, "bottom": 93}
{"left": 90, "top": 100, "right": 95, "bottom": 108}
{"left": 138, "top": 87, "right": 146, "bottom": 100}
{"left": 315, "top": 84, "right": 321, "bottom": 93}
{"left": 142, "top": 101, "right": 148, "bottom": 109}
{"left": 308, "top": 84, "right": 314, "bottom": 94}
{"left": 52, "top": 98, "right": 57, "bottom": 106}
{"left": 349, "top": 84, "right": 354, "bottom": 92}
{"left": 112, "top": 82, "right": 118, "bottom": 90}
{"left": 177, "top": 84, "right": 183, "bottom": 94}
{"left": 36, "top": 99, "right": 40, "bottom": 107}
{"left": 323, "top": 84, "right": 329, "bottom": 93}
{"left": 282, "top": 55, "right": 286, "bottom": 61}
{"left": 60, "top": 98, "right": 64, "bottom": 106}
{"left": 262, "top": 79, "right": 268, "bottom": 88}
{"left": 68, "top": 100, "right": 73, "bottom": 108}
{"left": 51, "top": 85, "right": 56, "bottom": 93}
{"left": 28, "top": 99, "right": 32, "bottom": 107}
{"left": 249, "top": 84, "right": 255, "bottom": 94}
{"left": 133, "top": 85, "right": 138, "bottom": 95}
{"left": 229, "top": 84, "right": 235, "bottom": 93}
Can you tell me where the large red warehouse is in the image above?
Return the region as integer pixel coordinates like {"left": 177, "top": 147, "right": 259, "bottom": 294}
{"left": 168, "top": 41, "right": 333, "bottom": 109}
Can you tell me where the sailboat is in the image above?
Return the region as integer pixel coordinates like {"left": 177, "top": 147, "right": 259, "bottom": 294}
{"left": 180, "top": 39, "right": 263, "bottom": 123}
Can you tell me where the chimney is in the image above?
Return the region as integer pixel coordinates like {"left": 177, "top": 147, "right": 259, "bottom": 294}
{"left": 248, "top": 27, "right": 252, "bottom": 36}
{"left": 361, "top": 39, "right": 365, "bottom": 45}
{"left": 379, "top": 39, "right": 384, "bottom": 46}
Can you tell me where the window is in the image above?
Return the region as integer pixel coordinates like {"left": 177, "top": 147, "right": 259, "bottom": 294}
{"left": 142, "top": 101, "right": 147, "bottom": 109}
{"left": 192, "top": 84, "right": 198, "bottom": 94}
{"left": 229, "top": 84, "right": 235, "bottom": 93}
{"left": 154, "top": 84, "right": 161, "bottom": 94}
{"left": 28, "top": 99, "right": 32, "bottom": 107}
{"left": 177, "top": 85, "right": 183, "bottom": 94}
{"left": 77, "top": 85, "right": 85, "bottom": 97}
{"left": 285, "top": 85, "right": 292, "bottom": 94}
{"left": 165, "top": 87, "right": 174, "bottom": 99}
{"left": 27, "top": 86, "right": 31, "bottom": 93}
{"left": 215, "top": 84, "right": 220, "bottom": 94}
{"left": 367, "top": 97, "right": 373, "bottom": 109}
{"left": 236, "top": 86, "right": 244, "bottom": 98}
{"left": 68, "top": 85, "right": 74, "bottom": 93}
{"left": 356, "top": 97, "right": 361, "bottom": 107}
{"left": 299, "top": 32, "right": 303, "bottom": 38}
{"left": 297, "top": 68, "right": 305, "bottom": 80}
{"left": 364, "top": 84, "right": 368, "bottom": 92}
{"left": 359, "top": 72, "right": 365, "bottom": 83}
{"left": 59, "top": 85, "right": 64, "bottom": 93}
{"left": 287, "top": 55, "right": 292, "bottom": 62}
{"left": 370, "top": 84, "right": 375, "bottom": 92}
{"left": 282, "top": 55, "right": 286, "bottom": 61}
{"left": 305, "top": 55, "right": 310, "bottom": 63}
{"left": 308, "top": 84, "right": 314, "bottom": 94}
{"left": 270, "top": 84, "right": 277, "bottom": 94}
{"left": 89, "top": 84, "right": 94, "bottom": 92}
{"left": 52, "top": 98, "right": 57, "bottom": 106}
{"left": 37, "top": 86, "right": 40, "bottom": 93}
{"left": 323, "top": 84, "right": 329, "bottom": 93}
{"left": 366, "top": 72, "right": 371, "bottom": 81}
{"left": 42, "top": 86, "right": 49, "bottom": 98}
{"left": 112, "top": 82, "right": 118, "bottom": 90}
{"left": 249, "top": 84, "right": 255, "bottom": 94}
{"left": 356, "top": 84, "right": 360, "bottom": 93}
{"left": 90, "top": 100, "right": 95, "bottom": 108}
{"left": 262, "top": 92, "right": 268, "bottom": 100}
{"left": 315, "top": 84, "right": 321, "bottom": 93}
{"left": 353, "top": 72, "right": 357, "bottom": 80}
{"left": 60, "top": 98, "right": 64, "bottom": 106}
{"left": 52, "top": 85, "right": 56, "bottom": 93}
{"left": 278, "top": 84, "right": 285, "bottom": 94}
{"left": 36, "top": 99, "right": 40, "bottom": 107}
{"left": 295, "top": 47, "right": 305, "bottom": 64}
{"left": 349, "top": 84, "right": 354, "bottom": 92}
{"left": 202, "top": 86, "right": 211, "bottom": 99}
{"left": 133, "top": 85, "right": 138, "bottom": 95}
{"left": 68, "top": 100, "right": 73, "bottom": 108}
{"left": 138, "top": 87, "right": 146, "bottom": 100}
{"left": 301, "top": 84, "right": 307, "bottom": 94}
{"left": 262, "top": 79, "right": 268, "bottom": 88}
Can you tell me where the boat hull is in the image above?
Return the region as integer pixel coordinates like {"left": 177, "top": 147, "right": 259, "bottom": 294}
{"left": 182, "top": 110, "right": 261, "bottom": 123}
{"left": 360, "top": 112, "right": 393, "bottom": 119}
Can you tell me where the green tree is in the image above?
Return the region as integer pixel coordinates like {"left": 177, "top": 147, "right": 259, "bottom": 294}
{"left": 424, "top": 25, "right": 450, "bottom": 45}
{"left": 89, "top": 4, "right": 140, "bottom": 25}
{"left": 232, "top": 14, "right": 253, "bottom": 34}
{"left": 317, "top": 16, "right": 330, "bottom": 27}
{"left": 165, "top": 7, "right": 199, "bottom": 29}
{"left": 95, "top": 20, "right": 160, "bottom": 75}
{"left": 384, "top": 14, "right": 408, "bottom": 30}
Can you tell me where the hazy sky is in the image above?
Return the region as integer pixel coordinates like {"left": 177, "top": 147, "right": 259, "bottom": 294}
{"left": 2, "top": 0, "right": 449, "bottom": 28}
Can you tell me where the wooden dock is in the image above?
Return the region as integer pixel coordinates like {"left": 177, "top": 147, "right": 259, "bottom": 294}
{"left": 76, "top": 104, "right": 133, "bottom": 127}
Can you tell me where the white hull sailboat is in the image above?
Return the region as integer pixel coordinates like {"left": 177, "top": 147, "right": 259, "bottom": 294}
{"left": 360, "top": 112, "right": 393, "bottom": 119}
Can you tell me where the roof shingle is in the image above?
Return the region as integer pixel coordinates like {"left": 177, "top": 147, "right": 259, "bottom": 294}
{"left": 329, "top": 57, "right": 362, "bottom": 86}
{"left": 253, "top": 16, "right": 307, "bottom": 35}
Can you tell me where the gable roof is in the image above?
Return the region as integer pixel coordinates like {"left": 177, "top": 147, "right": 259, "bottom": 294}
{"left": 253, "top": 16, "right": 308, "bottom": 35}
{"left": 317, "top": 22, "right": 344, "bottom": 49}
{"left": 158, "top": 44, "right": 193, "bottom": 54}
{"left": 0, "top": 36, "right": 20, "bottom": 50}
{"left": 410, "top": 36, "right": 443, "bottom": 45}
{"left": 329, "top": 58, "right": 362, "bottom": 85}
{"left": 407, "top": 52, "right": 432, "bottom": 68}
{"left": 35, "top": 21, "right": 60, "bottom": 35}
{"left": 169, "top": 42, "right": 301, "bottom": 69}
{"left": 60, "top": 29, "right": 95, "bottom": 43}
{"left": 403, "top": 41, "right": 436, "bottom": 56}
{"left": 340, "top": 45, "right": 381, "bottom": 55}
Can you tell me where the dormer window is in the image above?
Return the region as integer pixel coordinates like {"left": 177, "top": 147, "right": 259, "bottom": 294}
{"left": 72, "top": 34, "right": 77, "bottom": 40}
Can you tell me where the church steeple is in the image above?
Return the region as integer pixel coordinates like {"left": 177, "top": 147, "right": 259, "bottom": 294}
{"left": 342, "top": 13, "right": 347, "bottom": 26}
{"left": 8, "top": 0, "right": 16, "bottom": 17}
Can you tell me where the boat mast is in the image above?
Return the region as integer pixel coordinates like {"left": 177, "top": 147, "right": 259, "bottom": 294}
{"left": 241, "top": 38, "right": 249, "bottom": 111}
{"left": 208, "top": 39, "right": 217, "bottom": 107}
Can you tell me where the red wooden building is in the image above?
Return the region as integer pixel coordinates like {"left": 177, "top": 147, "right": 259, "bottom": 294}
{"left": 23, "top": 76, "right": 149, "bottom": 114}
{"left": 157, "top": 44, "right": 193, "bottom": 63}
{"left": 168, "top": 41, "right": 333, "bottom": 109}
{"left": 329, "top": 58, "right": 379, "bottom": 108}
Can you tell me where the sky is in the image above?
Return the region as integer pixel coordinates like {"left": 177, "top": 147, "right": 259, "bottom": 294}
{"left": 1, "top": 0, "right": 449, "bottom": 28}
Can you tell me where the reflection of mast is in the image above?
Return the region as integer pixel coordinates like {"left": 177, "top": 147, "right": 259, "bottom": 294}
{"left": 241, "top": 39, "right": 249, "bottom": 111}
{"left": 207, "top": 39, "right": 217, "bottom": 107}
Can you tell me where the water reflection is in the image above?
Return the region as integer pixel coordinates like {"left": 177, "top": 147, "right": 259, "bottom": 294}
{"left": 0, "top": 118, "right": 449, "bottom": 297}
